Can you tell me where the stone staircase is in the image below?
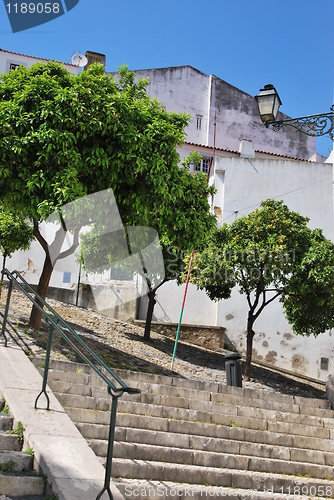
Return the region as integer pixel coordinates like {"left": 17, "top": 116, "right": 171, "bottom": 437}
{"left": 0, "top": 395, "right": 45, "bottom": 500}
{"left": 32, "top": 357, "right": 334, "bottom": 499}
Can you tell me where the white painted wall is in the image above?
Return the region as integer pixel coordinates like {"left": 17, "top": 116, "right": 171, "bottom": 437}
{"left": 0, "top": 49, "right": 79, "bottom": 75}
{"left": 132, "top": 66, "right": 316, "bottom": 161}
{"left": 148, "top": 155, "right": 334, "bottom": 380}
{"left": 213, "top": 156, "right": 334, "bottom": 380}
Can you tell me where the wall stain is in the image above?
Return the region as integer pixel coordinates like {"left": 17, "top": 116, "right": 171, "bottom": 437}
{"left": 292, "top": 354, "right": 308, "bottom": 372}
{"left": 264, "top": 350, "right": 277, "bottom": 365}
{"left": 225, "top": 314, "right": 234, "bottom": 321}
{"left": 283, "top": 333, "right": 293, "bottom": 341}
{"left": 262, "top": 341, "right": 269, "bottom": 348}
{"left": 252, "top": 348, "right": 264, "bottom": 361}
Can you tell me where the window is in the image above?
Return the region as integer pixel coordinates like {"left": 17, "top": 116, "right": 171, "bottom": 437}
{"left": 196, "top": 115, "right": 202, "bottom": 130}
{"left": 63, "top": 272, "right": 71, "bottom": 283}
{"left": 194, "top": 157, "right": 211, "bottom": 174}
{"left": 320, "top": 357, "right": 329, "bottom": 371}
{"left": 9, "top": 63, "right": 21, "bottom": 71}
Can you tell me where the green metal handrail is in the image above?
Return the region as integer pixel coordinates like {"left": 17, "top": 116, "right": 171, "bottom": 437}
{"left": 0, "top": 268, "right": 140, "bottom": 500}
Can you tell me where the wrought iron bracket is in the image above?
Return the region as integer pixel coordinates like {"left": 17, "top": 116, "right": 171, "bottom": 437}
{"left": 266, "top": 105, "right": 334, "bottom": 139}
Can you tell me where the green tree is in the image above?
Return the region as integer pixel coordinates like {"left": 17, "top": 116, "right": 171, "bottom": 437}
{"left": 185, "top": 199, "right": 334, "bottom": 380}
{"left": 0, "top": 205, "right": 34, "bottom": 292}
{"left": 79, "top": 152, "right": 215, "bottom": 340}
{"left": 0, "top": 62, "right": 215, "bottom": 330}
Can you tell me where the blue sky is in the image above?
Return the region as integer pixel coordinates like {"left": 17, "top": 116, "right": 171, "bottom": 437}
{"left": 1, "top": 0, "right": 333, "bottom": 156}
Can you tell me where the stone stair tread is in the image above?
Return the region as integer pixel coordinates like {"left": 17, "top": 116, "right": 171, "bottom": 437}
{"left": 76, "top": 423, "right": 334, "bottom": 466}
{"left": 0, "top": 450, "right": 34, "bottom": 471}
{"left": 66, "top": 406, "right": 334, "bottom": 453}
{"left": 46, "top": 378, "right": 334, "bottom": 426}
{"left": 52, "top": 390, "right": 333, "bottom": 438}
{"left": 0, "top": 432, "right": 21, "bottom": 452}
{"left": 88, "top": 439, "right": 334, "bottom": 480}
{"left": 115, "top": 478, "right": 333, "bottom": 500}
{"left": 32, "top": 357, "right": 330, "bottom": 409}
{"left": 0, "top": 415, "right": 14, "bottom": 432}
{"left": 111, "top": 458, "right": 334, "bottom": 496}
{"left": 0, "top": 475, "right": 45, "bottom": 496}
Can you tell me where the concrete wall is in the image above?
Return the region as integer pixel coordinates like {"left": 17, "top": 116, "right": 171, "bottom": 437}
{"left": 213, "top": 156, "right": 334, "bottom": 380}
{"left": 132, "top": 66, "right": 316, "bottom": 160}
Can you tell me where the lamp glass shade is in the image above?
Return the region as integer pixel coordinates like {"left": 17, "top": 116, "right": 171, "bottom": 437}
{"left": 255, "top": 84, "right": 282, "bottom": 123}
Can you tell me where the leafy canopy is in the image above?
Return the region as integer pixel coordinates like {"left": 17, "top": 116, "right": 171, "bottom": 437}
{"left": 186, "top": 199, "right": 334, "bottom": 337}
{"left": 0, "top": 205, "right": 33, "bottom": 259}
{"left": 0, "top": 62, "right": 214, "bottom": 245}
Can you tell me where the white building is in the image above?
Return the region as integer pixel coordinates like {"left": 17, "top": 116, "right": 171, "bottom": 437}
{"left": 0, "top": 48, "right": 79, "bottom": 75}
{"left": 130, "top": 65, "right": 317, "bottom": 161}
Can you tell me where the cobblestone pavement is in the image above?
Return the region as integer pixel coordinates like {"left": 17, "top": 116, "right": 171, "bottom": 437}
{"left": 0, "top": 289, "right": 327, "bottom": 401}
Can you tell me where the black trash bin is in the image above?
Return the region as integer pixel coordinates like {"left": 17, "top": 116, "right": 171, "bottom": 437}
{"left": 225, "top": 352, "right": 242, "bottom": 387}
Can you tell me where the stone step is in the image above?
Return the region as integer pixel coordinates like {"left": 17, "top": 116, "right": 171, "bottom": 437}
{"left": 54, "top": 390, "right": 333, "bottom": 440}
{"left": 89, "top": 439, "right": 334, "bottom": 481}
{"left": 46, "top": 378, "right": 334, "bottom": 428}
{"left": 115, "top": 478, "right": 333, "bottom": 500}
{"left": 0, "top": 432, "right": 21, "bottom": 452}
{"left": 30, "top": 357, "right": 334, "bottom": 497}
{"left": 76, "top": 423, "right": 334, "bottom": 466}
{"left": 0, "top": 450, "right": 34, "bottom": 471}
{"left": 0, "top": 415, "right": 14, "bottom": 432}
{"left": 67, "top": 406, "right": 334, "bottom": 453}
{"left": 31, "top": 357, "right": 331, "bottom": 410}
{"left": 0, "top": 474, "right": 45, "bottom": 497}
{"left": 111, "top": 459, "right": 334, "bottom": 497}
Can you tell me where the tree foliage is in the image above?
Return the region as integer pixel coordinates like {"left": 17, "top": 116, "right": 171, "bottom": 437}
{"left": 184, "top": 199, "right": 334, "bottom": 379}
{"left": 0, "top": 61, "right": 215, "bottom": 330}
{"left": 0, "top": 205, "right": 34, "bottom": 292}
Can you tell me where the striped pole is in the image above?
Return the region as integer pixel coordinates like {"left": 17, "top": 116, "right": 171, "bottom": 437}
{"left": 171, "top": 248, "right": 195, "bottom": 371}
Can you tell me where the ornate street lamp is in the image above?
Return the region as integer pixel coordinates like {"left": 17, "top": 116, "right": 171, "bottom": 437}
{"left": 255, "top": 84, "right": 334, "bottom": 140}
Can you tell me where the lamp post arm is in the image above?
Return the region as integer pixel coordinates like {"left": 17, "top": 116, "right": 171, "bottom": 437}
{"left": 266, "top": 106, "right": 334, "bottom": 139}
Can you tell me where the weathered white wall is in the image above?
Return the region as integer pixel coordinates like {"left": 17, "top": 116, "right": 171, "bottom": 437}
{"left": 0, "top": 49, "right": 79, "bottom": 75}
{"left": 148, "top": 155, "right": 334, "bottom": 380}
{"left": 213, "top": 156, "right": 334, "bottom": 380}
{"left": 138, "top": 280, "right": 217, "bottom": 326}
{"left": 132, "top": 66, "right": 316, "bottom": 160}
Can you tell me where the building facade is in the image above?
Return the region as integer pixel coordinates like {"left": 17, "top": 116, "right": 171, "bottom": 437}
{"left": 0, "top": 48, "right": 80, "bottom": 75}
{"left": 131, "top": 65, "right": 316, "bottom": 161}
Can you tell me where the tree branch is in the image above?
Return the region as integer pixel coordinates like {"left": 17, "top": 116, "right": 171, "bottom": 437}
{"left": 33, "top": 219, "right": 49, "bottom": 256}
{"left": 253, "top": 291, "right": 282, "bottom": 322}
{"left": 241, "top": 269, "right": 253, "bottom": 309}
{"left": 58, "top": 226, "right": 81, "bottom": 260}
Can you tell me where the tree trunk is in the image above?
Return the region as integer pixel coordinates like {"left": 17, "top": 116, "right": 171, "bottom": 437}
{"left": 143, "top": 290, "right": 156, "bottom": 341}
{"left": 0, "top": 251, "right": 8, "bottom": 299}
{"left": 244, "top": 315, "right": 255, "bottom": 381}
{"left": 28, "top": 255, "right": 53, "bottom": 331}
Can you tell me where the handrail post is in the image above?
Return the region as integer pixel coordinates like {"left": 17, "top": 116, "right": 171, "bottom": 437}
{"left": 0, "top": 278, "right": 13, "bottom": 347}
{"left": 34, "top": 321, "right": 54, "bottom": 410}
{"left": 96, "top": 393, "right": 119, "bottom": 500}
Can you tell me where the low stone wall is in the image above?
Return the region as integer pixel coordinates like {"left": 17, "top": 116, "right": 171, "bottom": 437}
{"left": 134, "top": 320, "right": 226, "bottom": 352}
{"left": 326, "top": 375, "right": 334, "bottom": 409}
{"left": 31, "top": 283, "right": 137, "bottom": 321}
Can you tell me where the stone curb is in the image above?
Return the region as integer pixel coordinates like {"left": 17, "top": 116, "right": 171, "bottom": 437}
{"left": 0, "top": 345, "right": 124, "bottom": 500}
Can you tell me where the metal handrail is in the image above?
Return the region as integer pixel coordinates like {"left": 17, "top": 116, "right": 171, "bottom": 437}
{"left": 0, "top": 268, "right": 140, "bottom": 500}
